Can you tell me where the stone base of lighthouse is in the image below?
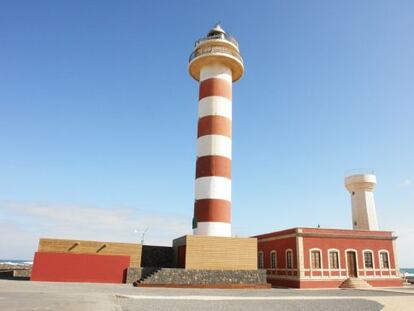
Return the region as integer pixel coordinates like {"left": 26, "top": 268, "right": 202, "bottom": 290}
{"left": 134, "top": 235, "right": 269, "bottom": 288}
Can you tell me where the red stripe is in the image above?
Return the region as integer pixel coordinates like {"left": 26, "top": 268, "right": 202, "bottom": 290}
{"left": 197, "top": 115, "right": 231, "bottom": 138}
{"left": 194, "top": 199, "right": 231, "bottom": 222}
{"left": 199, "top": 78, "right": 232, "bottom": 100}
{"left": 196, "top": 156, "right": 231, "bottom": 178}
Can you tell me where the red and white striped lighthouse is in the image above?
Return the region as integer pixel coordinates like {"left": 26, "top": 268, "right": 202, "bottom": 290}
{"left": 189, "top": 24, "right": 244, "bottom": 237}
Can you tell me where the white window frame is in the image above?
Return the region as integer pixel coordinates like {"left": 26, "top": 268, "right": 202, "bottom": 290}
{"left": 378, "top": 249, "right": 391, "bottom": 271}
{"left": 327, "top": 248, "right": 341, "bottom": 270}
{"left": 270, "top": 250, "right": 277, "bottom": 269}
{"left": 309, "top": 248, "right": 323, "bottom": 271}
{"left": 362, "top": 249, "right": 375, "bottom": 270}
{"left": 258, "top": 251, "right": 264, "bottom": 269}
{"left": 285, "top": 248, "right": 293, "bottom": 270}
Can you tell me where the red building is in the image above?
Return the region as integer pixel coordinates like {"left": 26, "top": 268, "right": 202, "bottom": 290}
{"left": 254, "top": 227, "right": 402, "bottom": 288}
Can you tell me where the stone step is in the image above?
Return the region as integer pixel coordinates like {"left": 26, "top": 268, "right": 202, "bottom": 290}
{"left": 340, "top": 277, "right": 372, "bottom": 289}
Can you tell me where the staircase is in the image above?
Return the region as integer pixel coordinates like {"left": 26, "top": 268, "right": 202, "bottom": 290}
{"left": 340, "top": 277, "right": 372, "bottom": 289}
{"left": 133, "top": 268, "right": 162, "bottom": 286}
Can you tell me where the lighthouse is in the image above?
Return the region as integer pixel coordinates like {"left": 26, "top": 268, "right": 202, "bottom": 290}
{"left": 345, "top": 173, "right": 379, "bottom": 230}
{"left": 189, "top": 24, "right": 244, "bottom": 237}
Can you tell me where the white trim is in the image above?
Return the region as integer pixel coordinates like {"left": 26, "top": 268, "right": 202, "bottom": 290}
{"left": 296, "top": 234, "right": 305, "bottom": 278}
{"left": 197, "top": 135, "right": 232, "bottom": 159}
{"left": 258, "top": 251, "right": 264, "bottom": 269}
{"left": 378, "top": 249, "right": 391, "bottom": 275}
{"left": 193, "top": 222, "right": 231, "bottom": 237}
{"left": 195, "top": 177, "right": 231, "bottom": 201}
{"left": 344, "top": 248, "right": 359, "bottom": 278}
{"left": 309, "top": 248, "right": 323, "bottom": 278}
{"left": 270, "top": 250, "right": 277, "bottom": 269}
{"left": 285, "top": 248, "right": 293, "bottom": 272}
{"left": 198, "top": 96, "right": 232, "bottom": 120}
{"left": 392, "top": 239, "right": 400, "bottom": 276}
{"left": 362, "top": 249, "right": 375, "bottom": 277}
{"left": 327, "top": 248, "right": 341, "bottom": 277}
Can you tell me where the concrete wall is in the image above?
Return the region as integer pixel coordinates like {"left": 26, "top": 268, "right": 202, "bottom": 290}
{"left": 141, "top": 245, "right": 173, "bottom": 268}
{"left": 37, "top": 238, "right": 142, "bottom": 267}
{"left": 31, "top": 252, "right": 130, "bottom": 283}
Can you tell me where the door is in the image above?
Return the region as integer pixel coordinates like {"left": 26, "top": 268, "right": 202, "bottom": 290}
{"left": 347, "top": 251, "right": 357, "bottom": 277}
{"left": 177, "top": 245, "right": 186, "bottom": 268}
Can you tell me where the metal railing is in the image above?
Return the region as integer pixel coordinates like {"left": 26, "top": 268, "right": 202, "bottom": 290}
{"left": 189, "top": 45, "right": 243, "bottom": 64}
{"left": 195, "top": 33, "right": 239, "bottom": 47}
{"left": 344, "top": 168, "right": 375, "bottom": 177}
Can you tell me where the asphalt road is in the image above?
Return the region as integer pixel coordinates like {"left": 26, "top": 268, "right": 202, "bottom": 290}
{"left": 0, "top": 280, "right": 413, "bottom": 311}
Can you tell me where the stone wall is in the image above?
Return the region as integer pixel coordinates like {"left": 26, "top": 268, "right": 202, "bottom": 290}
{"left": 139, "top": 268, "right": 267, "bottom": 285}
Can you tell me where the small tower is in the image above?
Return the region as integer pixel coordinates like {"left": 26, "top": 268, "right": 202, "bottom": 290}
{"left": 189, "top": 24, "right": 244, "bottom": 236}
{"left": 345, "top": 173, "right": 379, "bottom": 230}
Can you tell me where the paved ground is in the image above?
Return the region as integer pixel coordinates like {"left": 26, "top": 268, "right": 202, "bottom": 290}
{"left": 0, "top": 280, "right": 413, "bottom": 310}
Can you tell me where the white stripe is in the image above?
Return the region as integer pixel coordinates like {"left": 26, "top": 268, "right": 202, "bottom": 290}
{"left": 116, "top": 295, "right": 385, "bottom": 301}
{"left": 194, "top": 222, "right": 231, "bottom": 237}
{"left": 197, "top": 135, "right": 232, "bottom": 159}
{"left": 200, "top": 64, "right": 232, "bottom": 82}
{"left": 198, "top": 96, "right": 232, "bottom": 120}
{"left": 195, "top": 176, "right": 231, "bottom": 201}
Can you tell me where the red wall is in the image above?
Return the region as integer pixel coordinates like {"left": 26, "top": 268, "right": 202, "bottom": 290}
{"left": 258, "top": 237, "right": 297, "bottom": 276}
{"left": 31, "top": 252, "right": 130, "bottom": 283}
{"left": 302, "top": 236, "right": 396, "bottom": 277}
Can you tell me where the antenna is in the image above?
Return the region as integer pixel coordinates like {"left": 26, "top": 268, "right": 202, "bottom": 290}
{"left": 141, "top": 227, "right": 149, "bottom": 244}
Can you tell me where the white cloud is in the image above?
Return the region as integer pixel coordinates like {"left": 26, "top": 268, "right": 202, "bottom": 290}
{"left": 0, "top": 201, "right": 191, "bottom": 260}
{"left": 400, "top": 179, "right": 413, "bottom": 187}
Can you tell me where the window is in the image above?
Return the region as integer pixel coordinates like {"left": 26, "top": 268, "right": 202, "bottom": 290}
{"left": 329, "top": 251, "right": 339, "bottom": 269}
{"left": 380, "top": 252, "right": 389, "bottom": 269}
{"left": 270, "top": 251, "right": 277, "bottom": 269}
{"left": 364, "top": 252, "right": 373, "bottom": 268}
{"left": 258, "top": 251, "right": 264, "bottom": 269}
{"left": 286, "top": 250, "right": 293, "bottom": 269}
{"left": 311, "top": 250, "right": 321, "bottom": 269}
{"left": 271, "top": 252, "right": 276, "bottom": 269}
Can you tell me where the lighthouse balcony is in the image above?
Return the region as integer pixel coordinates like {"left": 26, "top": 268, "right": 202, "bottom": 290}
{"left": 194, "top": 33, "right": 239, "bottom": 48}
{"left": 189, "top": 44, "right": 244, "bottom": 82}
{"left": 189, "top": 44, "right": 243, "bottom": 64}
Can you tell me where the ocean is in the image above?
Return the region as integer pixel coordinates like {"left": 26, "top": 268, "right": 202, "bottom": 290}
{"left": 0, "top": 259, "right": 33, "bottom": 265}
{"left": 401, "top": 268, "right": 414, "bottom": 276}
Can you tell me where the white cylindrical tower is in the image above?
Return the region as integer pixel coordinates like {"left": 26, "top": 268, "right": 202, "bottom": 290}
{"left": 188, "top": 24, "right": 244, "bottom": 237}
{"left": 345, "top": 173, "right": 379, "bottom": 231}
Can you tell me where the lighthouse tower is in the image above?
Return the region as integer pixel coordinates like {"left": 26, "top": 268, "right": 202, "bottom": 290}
{"left": 189, "top": 24, "right": 244, "bottom": 237}
{"left": 345, "top": 173, "right": 379, "bottom": 230}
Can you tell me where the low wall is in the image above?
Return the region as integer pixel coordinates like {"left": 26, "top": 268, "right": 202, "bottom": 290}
{"left": 138, "top": 268, "right": 268, "bottom": 286}
{"left": 31, "top": 252, "right": 130, "bottom": 283}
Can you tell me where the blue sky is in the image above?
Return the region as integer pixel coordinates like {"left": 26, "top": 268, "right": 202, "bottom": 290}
{"left": 1, "top": 1, "right": 413, "bottom": 266}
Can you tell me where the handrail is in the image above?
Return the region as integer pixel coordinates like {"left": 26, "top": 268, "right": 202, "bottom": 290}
{"left": 195, "top": 33, "right": 239, "bottom": 47}
{"left": 189, "top": 45, "right": 243, "bottom": 64}
{"left": 344, "top": 168, "right": 375, "bottom": 177}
